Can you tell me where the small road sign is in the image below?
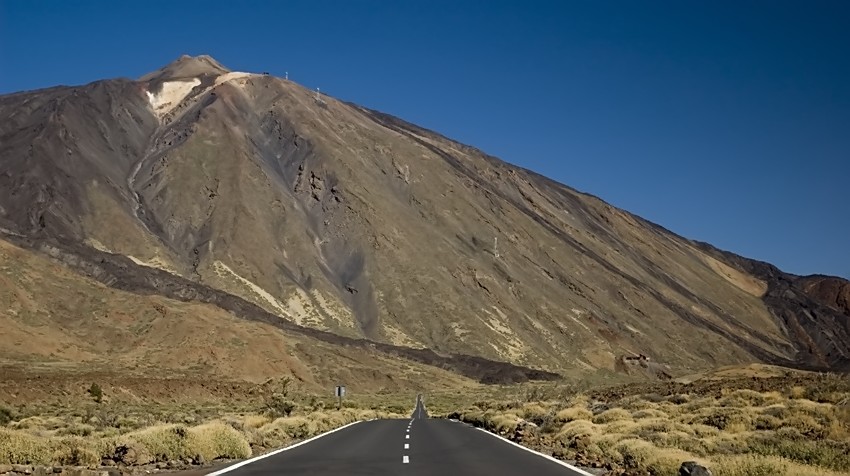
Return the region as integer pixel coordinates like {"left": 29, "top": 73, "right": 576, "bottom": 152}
{"left": 335, "top": 385, "right": 346, "bottom": 409}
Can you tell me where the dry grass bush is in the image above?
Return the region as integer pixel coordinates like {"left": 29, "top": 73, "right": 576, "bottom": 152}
{"left": 613, "top": 438, "right": 695, "bottom": 475}
{"left": 649, "top": 431, "right": 709, "bottom": 456}
{"left": 691, "top": 407, "right": 753, "bottom": 432}
{"left": 785, "top": 414, "right": 826, "bottom": 438}
{"left": 790, "top": 386, "right": 808, "bottom": 399}
{"left": 631, "top": 408, "right": 667, "bottom": 419}
{"left": 632, "top": 417, "right": 689, "bottom": 438}
{"left": 681, "top": 396, "right": 715, "bottom": 413}
{"left": 556, "top": 419, "right": 596, "bottom": 440}
{"left": 122, "top": 424, "right": 193, "bottom": 462}
{"left": 0, "top": 404, "right": 384, "bottom": 467}
{"left": 617, "top": 395, "right": 655, "bottom": 410}
{"left": 108, "top": 422, "right": 252, "bottom": 465}
{"left": 519, "top": 404, "right": 548, "bottom": 424}
{"left": 747, "top": 434, "right": 850, "bottom": 472}
{"left": 51, "top": 437, "right": 101, "bottom": 467}
{"left": 0, "top": 429, "right": 104, "bottom": 467}
{"left": 55, "top": 423, "right": 95, "bottom": 437}
{"left": 240, "top": 415, "right": 269, "bottom": 430}
{"left": 720, "top": 389, "right": 782, "bottom": 407}
{"left": 0, "top": 428, "right": 54, "bottom": 465}
{"left": 592, "top": 408, "right": 632, "bottom": 424}
{"left": 489, "top": 414, "right": 521, "bottom": 434}
{"left": 555, "top": 406, "right": 592, "bottom": 423}
{"left": 463, "top": 374, "right": 850, "bottom": 475}
{"left": 713, "top": 454, "right": 789, "bottom": 476}
{"left": 255, "top": 408, "right": 394, "bottom": 449}
{"left": 666, "top": 393, "right": 691, "bottom": 405}
{"left": 602, "top": 419, "right": 639, "bottom": 436}
{"left": 188, "top": 422, "right": 252, "bottom": 461}
{"left": 761, "top": 403, "right": 790, "bottom": 419}
{"left": 713, "top": 454, "right": 850, "bottom": 476}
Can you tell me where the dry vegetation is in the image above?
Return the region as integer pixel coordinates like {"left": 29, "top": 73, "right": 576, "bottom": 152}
{"left": 0, "top": 382, "right": 410, "bottom": 469}
{"left": 2, "top": 364, "right": 848, "bottom": 476}
{"left": 439, "top": 370, "right": 850, "bottom": 476}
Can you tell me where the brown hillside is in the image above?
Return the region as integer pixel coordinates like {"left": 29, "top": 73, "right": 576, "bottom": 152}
{"left": 1, "top": 55, "right": 848, "bottom": 382}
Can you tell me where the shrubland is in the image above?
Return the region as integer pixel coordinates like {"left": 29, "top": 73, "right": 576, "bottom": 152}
{"left": 0, "top": 381, "right": 408, "bottom": 469}
{"left": 438, "top": 370, "right": 850, "bottom": 476}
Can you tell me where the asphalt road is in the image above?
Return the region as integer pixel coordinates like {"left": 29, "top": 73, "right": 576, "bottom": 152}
{"left": 211, "top": 396, "right": 590, "bottom": 476}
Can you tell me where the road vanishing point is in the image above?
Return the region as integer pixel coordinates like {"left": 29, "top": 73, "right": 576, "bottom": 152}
{"left": 208, "top": 396, "right": 592, "bottom": 476}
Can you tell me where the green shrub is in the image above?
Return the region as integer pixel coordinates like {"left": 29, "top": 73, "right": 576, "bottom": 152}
{"left": 266, "top": 395, "right": 296, "bottom": 418}
{"left": 88, "top": 383, "right": 103, "bottom": 404}
{"left": 0, "top": 407, "right": 12, "bottom": 426}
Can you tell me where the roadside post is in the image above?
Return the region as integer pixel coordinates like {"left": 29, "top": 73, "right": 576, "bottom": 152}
{"left": 335, "top": 385, "right": 346, "bottom": 410}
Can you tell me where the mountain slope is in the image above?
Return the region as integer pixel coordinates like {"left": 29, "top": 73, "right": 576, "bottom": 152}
{"left": 1, "top": 55, "right": 847, "bottom": 378}
{"left": 0, "top": 235, "right": 479, "bottom": 391}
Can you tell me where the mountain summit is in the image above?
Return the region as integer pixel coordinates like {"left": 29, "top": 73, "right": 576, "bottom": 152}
{"left": 140, "top": 54, "right": 231, "bottom": 82}
{"left": 0, "top": 56, "right": 847, "bottom": 384}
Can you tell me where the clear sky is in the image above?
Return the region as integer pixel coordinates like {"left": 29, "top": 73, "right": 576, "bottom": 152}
{"left": 1, "top": 1, "right": 848, "bottom": 278}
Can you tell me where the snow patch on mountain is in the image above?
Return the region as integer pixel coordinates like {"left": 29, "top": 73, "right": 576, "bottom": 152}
{"left": 145, "top": 78, "right": 201, "bottom": 118}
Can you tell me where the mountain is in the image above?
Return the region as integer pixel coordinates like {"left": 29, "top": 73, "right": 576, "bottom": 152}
{"left": 1, "top": 55, "right": 847, "bottom": 387}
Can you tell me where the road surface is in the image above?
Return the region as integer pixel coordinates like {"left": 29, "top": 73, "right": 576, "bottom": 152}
{"left": 211, "top": 396, "right": 591, "bottom": 476}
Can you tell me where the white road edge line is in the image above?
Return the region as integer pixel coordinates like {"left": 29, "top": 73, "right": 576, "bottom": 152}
{"left": 403, "top": 455, "right": 410, "bottom": 464}
{"left": 475, "top": 428, "right": 595, "bottom": 476}
{"left": 207, "top": 421, "right": 362, "bottom": 475}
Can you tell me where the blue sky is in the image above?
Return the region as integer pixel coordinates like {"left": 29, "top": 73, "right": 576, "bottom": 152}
{"left": 1, "top": 1, "right": 848, "bottom": 278}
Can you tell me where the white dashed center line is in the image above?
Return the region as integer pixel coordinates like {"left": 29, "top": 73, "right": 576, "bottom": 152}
{"left": 403, "top": 413, "right": 415, "bottom": 465}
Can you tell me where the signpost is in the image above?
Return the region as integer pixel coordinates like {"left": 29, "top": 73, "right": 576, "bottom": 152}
{"left": 335, "top": 385, "right": 346, "bottom": 410}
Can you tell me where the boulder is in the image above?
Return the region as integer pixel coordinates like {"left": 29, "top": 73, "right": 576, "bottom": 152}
{"left": 680, "top": 461, "right": 713, "bottom": 476}
{"left": 0, "top": 465, "right": 14, "bottom": 474}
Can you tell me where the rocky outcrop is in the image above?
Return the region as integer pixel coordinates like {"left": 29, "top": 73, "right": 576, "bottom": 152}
{"left": 679, "top": 461, "right": 713, "bottom": 476}
{"left": 799, "top": 275, "right": 850, "bottom": 316}
{"left": 695, "top": 241, "right": 850, "bottom": 371}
